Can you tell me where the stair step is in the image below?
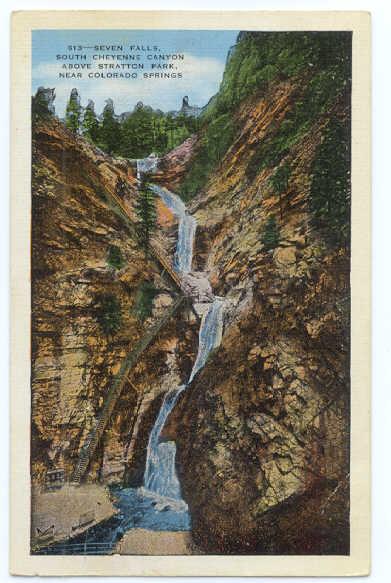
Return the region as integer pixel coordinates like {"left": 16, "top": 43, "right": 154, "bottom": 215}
{"left": 70, "top": 294, "right": 185, "bottom": 481}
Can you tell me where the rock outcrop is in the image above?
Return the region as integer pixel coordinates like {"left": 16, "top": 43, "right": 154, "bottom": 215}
{"left": 180, "top": 96, "right": 203, "bottom": 118}
{"left": 31, "top": 30, "right": 352, "bottom": 557}
{"left": 31, "top": 116, "right": 194, "bottom": 487}
{"left": 153, "top": 135, "right": 198, "bottom": 191}
{"left": 164, "top": 34, "right": 351, "bottom": 555}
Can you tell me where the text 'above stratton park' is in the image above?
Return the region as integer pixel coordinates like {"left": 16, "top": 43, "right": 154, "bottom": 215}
{"left": 56, "top": 44, "right": 186, "bottom": 80}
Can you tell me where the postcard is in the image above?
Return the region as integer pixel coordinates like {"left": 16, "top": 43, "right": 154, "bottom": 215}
{"left": 10, "top": 10, "right": 370, "bottom": 576}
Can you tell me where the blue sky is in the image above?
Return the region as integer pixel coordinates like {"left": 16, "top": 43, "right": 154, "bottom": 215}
{"left": 32, "top": 30, "right": 238, "bottom": 116}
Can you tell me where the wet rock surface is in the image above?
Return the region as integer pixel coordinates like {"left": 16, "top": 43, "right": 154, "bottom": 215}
{"left": 31, "top": 117, "right": 181, "bottom": 487}
{"left": 165, "top": 78, "right": 350, "bottom": 554}
{"left": 181, "top": 272, "right": 213, "bottom": 302}
{"left": 31, "top": 46, "right": 351, "bottom": 555}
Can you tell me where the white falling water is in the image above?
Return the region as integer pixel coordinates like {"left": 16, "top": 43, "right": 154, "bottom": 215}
{"left": 188, "top": 298, "right": 225, "bottom": 383}
{"left": 143, "top": 298, "right": 225, "bottom": 501}
{"left": 133, "top": 155, "right": 226, "bottom": 504}
{"left": 150, "top": 185, "right": 197, "bottom": 274}
{"left": 136, "top": 156, "right": 159, "bottom": 181}
{"left": 143, "top": 386, "right": 186, "bottom": 500}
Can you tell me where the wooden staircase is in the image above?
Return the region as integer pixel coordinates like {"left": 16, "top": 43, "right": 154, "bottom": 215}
{"left": 70, "top": 173, "right": 185, "bottom": 484}
{"left": 102, "top": 180, "right": 182, "bottom": 289}
{"left": 71, "top": 294, "right": 185, "bottom": 484}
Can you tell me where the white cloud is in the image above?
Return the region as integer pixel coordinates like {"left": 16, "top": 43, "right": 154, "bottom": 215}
{"left": 32, "top": 52, "right": 226, "bottom": 116}
{"left": 32, "top": 62, "right": 63, "bottom": 82}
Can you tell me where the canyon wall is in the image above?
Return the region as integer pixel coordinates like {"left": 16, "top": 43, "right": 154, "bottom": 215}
{"left": 165, "top": 32, "right": 351, "bottom": 554}
{"left": 31, "top": 116, "right": 195, "bottom": 486}
{"left": 31, "top": 30, "right": 352, "bottom": 557}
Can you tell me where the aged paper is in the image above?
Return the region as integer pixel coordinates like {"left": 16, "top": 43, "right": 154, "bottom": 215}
{"left": 10, "top": 10, "right": 370, "bottom": 576}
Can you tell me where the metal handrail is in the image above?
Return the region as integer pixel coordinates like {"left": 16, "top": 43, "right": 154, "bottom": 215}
{"left": 71, "top": 295, "right": 185, "bottom": 483}
{"left": 101, "top": 180, "right": 182, "bottom": 288}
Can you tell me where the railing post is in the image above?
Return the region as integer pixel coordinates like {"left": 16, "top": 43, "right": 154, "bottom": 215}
{"left": 71, "top": 295, "right": 185, "bottom": 483}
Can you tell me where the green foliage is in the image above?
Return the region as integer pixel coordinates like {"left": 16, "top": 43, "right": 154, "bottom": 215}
{"left": 178, "top": 32, "right": 350, "bottom": 199}
{"left": 309, "top": 118, "right": 351, "bottom": 247}
{"left": 133, "top": 281, "right": 158, "bottom": 322}
{"left": 81, "top": 100, "right": 99, "bottom": 143}
{"left": 135, "top": 183, "right": 157, "bottom": 248}
{"left": 178, "top": 113, "right": 236, "bottom": 201}
{"left": 67, "top": 96, "right": 200, "bottom": 158}
{"left": 261, "top": 215, "right": 280, "bottom": 251}
{"left": 205, "top": 31, "right": 351, "bottom": 120}
{"left": 65, "top": 88, "right": 82, "bottom": 134}
{"left": 95, "top": 293, "right": 122, "bottom": 335}
{"left": 119, "top": 107, "right": 200, "bottom": 159}
{"left": 269, "top": 164, "right": 292, "bottom": 219}
{"left": 120, "top": 105, "right": 155, "bottom": 158}
{"left": 244, "top": 33, "right": 351, "bottom": 181}
{"left": 270, "top": 163, "right": 291, "bottom": 194}
{"left": 99, "top": 99, "right": 121, "bottom": 155}
{"left": 107, "top": 244, "right": 125, "bottom": 270}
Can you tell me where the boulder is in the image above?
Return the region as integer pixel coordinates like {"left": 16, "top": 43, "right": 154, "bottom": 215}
{"left": 181, "top": 272, "right": 214, "bottom": 302}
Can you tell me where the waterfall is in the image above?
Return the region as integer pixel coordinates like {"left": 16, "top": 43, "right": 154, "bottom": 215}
{"left": 136, "top": 156, "right": 159, "bottom": 182}
{"left": 188, "top": 298, "right": 225, "bottom": 383}
{"left": 143, "top": 297, "right": 225, "bottom": 502}
{"left": 150, "top": 185, "right": 197, "bottom": 274}
{"left": 137, "top": 162, "right": 197, "bottom": 274}
{"left": 140, "top": 175, "right": 224, "bottom": 505}
{"left": 143, "top": 387, "right": 185, "bottom": 500}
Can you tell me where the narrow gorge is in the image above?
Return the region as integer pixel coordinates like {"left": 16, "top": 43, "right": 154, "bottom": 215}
{"left": 31, "top": 30, "right": 351, "bottom": 556}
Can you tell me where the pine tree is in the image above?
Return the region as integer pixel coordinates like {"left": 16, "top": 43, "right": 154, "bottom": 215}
{"left": 270, "top": 163, "right": 291, "bottom": 219}
{"left": 166, "top": 114, "right": 176, "bottom": 150}
{"left": 107, "top": 244, "right": 125, "bottom": 270}
{"left": 100, "top": 98, "right": 121, "bottom": 155}
{"left": 81, "top": 99, "right": 99, "bottom": 143}
{"left": 95, "top": 293, "right": 122, "bottom": 335}
{"left": 65, "top": 88, "right": 82, "bottom": 134}
{"left": 135, "top": 182, "right": 157, "bottom": 249}
{"left": 309, "top": 118, "right": 350, "bottom": 247}
{"left": 120, "top": 104, "right": 154, "bottom": 158}
{"left": 262, "top": 215, "right": 280, "bottom": 251}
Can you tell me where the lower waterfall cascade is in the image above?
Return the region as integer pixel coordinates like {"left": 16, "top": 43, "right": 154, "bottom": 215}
{"left": 143, "top": 298, "right": 225, "bottom": 504}
{"left": 142, "top": 179, "right": 226, "bottom": 507}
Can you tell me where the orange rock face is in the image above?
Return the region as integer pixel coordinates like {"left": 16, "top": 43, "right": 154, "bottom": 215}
{"left": 156, "top": 198, "right": 175, "bottom": 228}
{"left": 167, "top": 77, "right": 351, "bottom": 554}
{"left": 153, "top": 135, "right": 198, "bottom": 191}
{"left": 30, "top": 117, "right": 187, "bottom": 490}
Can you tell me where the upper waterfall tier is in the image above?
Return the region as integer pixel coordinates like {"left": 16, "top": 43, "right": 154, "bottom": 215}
{"left": 150, "top": 185, "right": 197, "bottom": 275}
{"left": 136, "top": 156, "right": 159, "bottom": 181}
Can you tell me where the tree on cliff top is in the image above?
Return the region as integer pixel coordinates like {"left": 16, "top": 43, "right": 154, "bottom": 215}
{"left": 65, "top": 88, "right": 82, "bottom": 134}
{"left": 100, "top": 98, "right": 121, "bottom": 155}
{"left": 81, "top": 99, "right": 100, "bottom": 143}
